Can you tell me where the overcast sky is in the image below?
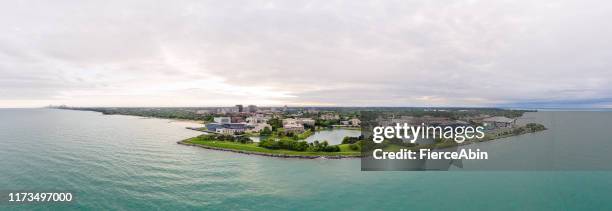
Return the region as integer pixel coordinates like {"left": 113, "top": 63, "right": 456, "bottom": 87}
{"left": 1, "top": 0, "right": 611, "bottom": 108}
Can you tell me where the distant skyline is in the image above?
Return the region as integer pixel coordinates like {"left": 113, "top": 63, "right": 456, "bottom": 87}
{"left": 1, "top": 1, "right": 612, "bottom": 108}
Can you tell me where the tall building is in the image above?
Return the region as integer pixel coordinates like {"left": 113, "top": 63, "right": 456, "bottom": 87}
{"left": 247, "top": 105, "right": 258, "bottom": 113}
{"left": 235, "top": 104, "right": 244, "bottom": 112}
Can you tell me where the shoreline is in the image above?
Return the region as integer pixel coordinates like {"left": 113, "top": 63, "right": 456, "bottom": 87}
{"left": 52, "top": 108, "right": 205, "bottom": 124}
{"left": 56, "top": 108, "right": 546, "bottom": 159}
{"left": 178, "top": 125, "right": 547, "bottom": 159}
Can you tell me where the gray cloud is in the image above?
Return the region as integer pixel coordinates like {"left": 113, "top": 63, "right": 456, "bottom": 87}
{"left": 1, "top": 0, "right": 611, "bottom": 107}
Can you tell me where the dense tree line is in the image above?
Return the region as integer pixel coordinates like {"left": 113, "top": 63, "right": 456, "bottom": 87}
{"left": 267, "top": 118, "right": 283, "bottom": 131}
{"left": 315, "top": 119, "right": 340, "bottom": 127}
{"left": 197, "top": 134, "right": 252, "bottom": 144}
{"left": 64, "top": 107, "right": 215, "bottom": 121}
{"left": 341, "top": 135, "right": 364, "bottom": 144}
{"left": 525, "top": 123, "right": 546, "bottom": 132}
{"left": 258, "top": 138, "right": 340, "bottom": 152}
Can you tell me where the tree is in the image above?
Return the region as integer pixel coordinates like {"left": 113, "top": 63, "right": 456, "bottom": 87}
{"left": 260, "top": 127, "right": 272, "bottom": 136}
{"left": 294, "top": 141, "right": 309, "bottom": 151}
{"left": 259, "top": 139, "right": 280, "bottom": 149}
{"left": 267, "top": 118, "right": 283, "bottom": 131}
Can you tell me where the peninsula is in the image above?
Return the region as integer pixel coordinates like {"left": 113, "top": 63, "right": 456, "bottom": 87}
{"left": 55, "top": 106, "right": 546, "bottom": 159}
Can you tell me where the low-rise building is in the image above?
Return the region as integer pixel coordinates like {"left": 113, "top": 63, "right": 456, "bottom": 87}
{"left": 249, "top": 123, "right": 271, "bottom": 133}
{"left": 231, "top": 116, "right": 245, "bottom": 124}
{"left": 213, "top": 117, "right": 231, "bottom": 124}
{"left": 246, "top": 114, "right": 269, "bottom": 125}
{"left": 482, "top": 116, "right": 516, "bottom": 129}
{"left": 205, "top": 123, "right": 223, "bottom": 132}
{"left": 206, "top": 123, "right": 247, "bottom": 134}
{"left": 297, "top": 118, "right": 315, "bottom": 126}
{"left": 282, "top": 118, "right": 315, "bottom": 126}
{"left": 283, "top": 123, "right": 305, "bottom": 134}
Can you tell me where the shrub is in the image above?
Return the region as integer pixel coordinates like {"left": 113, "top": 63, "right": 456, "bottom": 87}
{"left": 259, "top": 138, "right": 309, "bottom": 151}
{"left": 323, "top": 145, "right": 340, "bottom": 152}
{"left": 258, "top": 139, "right": 280, "bottom": 149}
{"left": 260, "top": 127, "right": 272, "bottom": 136}
{"left": 235, "top": 136, "right": 252, "bottom": 144}
{"left": 512, "top": 127, "right": 525, "bottom": 135}
{"left": 526, "top": 123, "right": 546, "bottom": 132}
{"left": 294, "top": 141, "right": 309, "bottom": 151}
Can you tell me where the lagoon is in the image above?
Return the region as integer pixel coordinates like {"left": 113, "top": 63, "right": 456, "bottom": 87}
{"left": 304, "top": 128, "right": 361, "bottom": 145}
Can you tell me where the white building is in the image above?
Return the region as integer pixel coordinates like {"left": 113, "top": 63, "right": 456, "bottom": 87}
{"left": 283, "top": 123, "right": 305, "bottom": 133}
{"left": 213, "top": 117, "right": 231, "bottom": 124}
{"left": 216, "top": 128, "right": 243, "bottom": 134}
{"left": 246, "top": 114, "right": 269, "bottom": 125}
{"left": 283, "top": 118, "right": 315, "bottom": 126}
{"left": 249, "top": 123, "right": 271, "bottom": 133}
{"left": 482, "top": 116, "right": 516, "bottom": 129}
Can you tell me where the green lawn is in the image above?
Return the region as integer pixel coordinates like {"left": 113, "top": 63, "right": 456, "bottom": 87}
{"left": 184, "top": 137, "right": 360, "bottom": 157}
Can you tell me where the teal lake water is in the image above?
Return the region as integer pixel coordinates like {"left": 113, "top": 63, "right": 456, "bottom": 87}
{"left": 1, "top": 109, "right": 612, "bottom": 210}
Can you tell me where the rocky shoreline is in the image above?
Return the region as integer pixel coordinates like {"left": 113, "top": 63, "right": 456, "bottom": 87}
{"left": 177, "top": 140, "right": 361, "bottom": 159}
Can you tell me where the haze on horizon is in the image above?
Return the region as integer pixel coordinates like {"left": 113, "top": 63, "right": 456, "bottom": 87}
{"left": 1, "top": 0, "right": 612, "bottom": 108}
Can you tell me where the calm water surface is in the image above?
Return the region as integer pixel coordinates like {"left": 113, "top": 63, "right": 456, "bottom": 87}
{"left": 1, "top": 109, "right": 611, "bottom": 210}
{"left": 305, "top": 128, "right": 361, "bottom": 145}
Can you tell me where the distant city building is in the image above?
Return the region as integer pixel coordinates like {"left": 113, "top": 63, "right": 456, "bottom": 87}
{"left": 196, "top": 110, "right": 211, "bottom": 114}
{"left": 235, "top": 104, "right": 244, "bottom": 112}
{"left": 319, "top": 113, "right": 340, "bottom": 120}
{"left": 247, "top": 105, "right": 258, "bottom": 113}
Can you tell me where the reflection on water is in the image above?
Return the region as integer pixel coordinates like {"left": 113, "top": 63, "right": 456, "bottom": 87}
{"left": 304, "top": 129, "right": 361, "bottom": 145}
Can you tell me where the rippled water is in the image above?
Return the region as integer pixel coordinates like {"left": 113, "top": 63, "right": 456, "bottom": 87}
{"left": 1, "top": 109, "right": 612, "bottom": 210}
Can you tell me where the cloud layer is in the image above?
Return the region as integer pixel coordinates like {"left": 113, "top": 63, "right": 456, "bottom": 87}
{"left": 1, "top": 0, "right": 611, "bottom": 107}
